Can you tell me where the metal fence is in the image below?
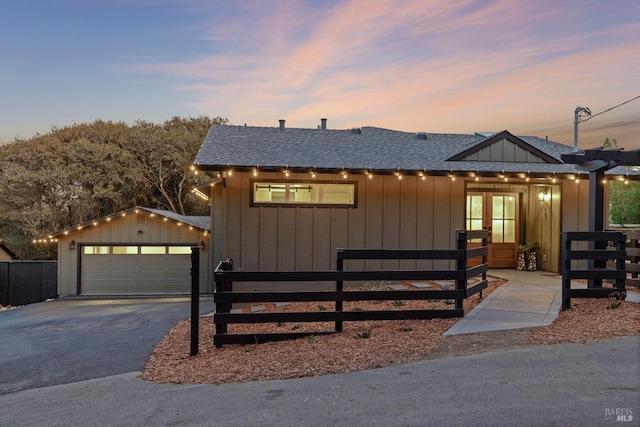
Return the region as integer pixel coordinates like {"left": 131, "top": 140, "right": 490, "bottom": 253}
{"left": 0, "top": 261, "right": 58, "bottom": 307}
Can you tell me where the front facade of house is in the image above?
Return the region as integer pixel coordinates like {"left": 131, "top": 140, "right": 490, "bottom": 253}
{"left": 40, "top": 207, "right": 210, "bottom": 296}
{"left": 194, "top": 122, "right": 636, "bottom": 274}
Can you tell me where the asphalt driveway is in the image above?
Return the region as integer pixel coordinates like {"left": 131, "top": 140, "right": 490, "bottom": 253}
{"left": 0, "top": 296, "right": 212, "bottom": 395}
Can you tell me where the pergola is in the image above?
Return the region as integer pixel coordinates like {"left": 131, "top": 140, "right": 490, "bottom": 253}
{"left": 561, "top": 148, "right": 640, "bottom": 232}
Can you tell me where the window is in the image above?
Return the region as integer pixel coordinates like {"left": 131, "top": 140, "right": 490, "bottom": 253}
{"left": 491, "top": 195, "right": 516, "bottom": 243}
{"left": 251, "top": 180, "right": 356, "bottom": 207}
{"left": 112, "top": 246, "right": 139, "bottom": 255}
{"left": 168, "top": 246, "right": 192, "bottom": 255}
{"left": 83, "top": 246, "right": 110, "bottom": 255}
{"left": 140, "top": 246, "right": 166, "bottom": 255}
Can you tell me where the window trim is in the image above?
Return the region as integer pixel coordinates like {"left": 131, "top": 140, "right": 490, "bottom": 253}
{"left": 250, "top": 179, "right": 358, "bottom": 208}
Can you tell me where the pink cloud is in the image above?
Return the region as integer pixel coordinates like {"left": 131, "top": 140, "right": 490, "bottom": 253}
{"left": 121, "top": 0, "right": 640, "bottom": 149}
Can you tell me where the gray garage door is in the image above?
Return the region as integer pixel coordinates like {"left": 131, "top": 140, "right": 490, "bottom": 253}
{"left": 80, "top": 244, "right": 193, "bottom": 294}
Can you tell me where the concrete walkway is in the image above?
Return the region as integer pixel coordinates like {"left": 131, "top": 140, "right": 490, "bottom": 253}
{"left": 445, "top": 269, "right": 563, "bottom": 335}
{"left": 445, "top": 269, "right": 640, "bottom": 335}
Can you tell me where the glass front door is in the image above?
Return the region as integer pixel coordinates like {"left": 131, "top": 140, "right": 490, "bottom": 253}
{"left": 466, "top": 192, "right": 519, "bottom": 268}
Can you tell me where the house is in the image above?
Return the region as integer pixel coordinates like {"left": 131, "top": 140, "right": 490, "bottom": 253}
{"left": 193, "top": 120, "right": 639, "bottom": 274}
{"left": 39, "top": 207, "right": 210, "bottom": 296}
{"left": 0, "top": 240, "right": 19, "bottom": 261}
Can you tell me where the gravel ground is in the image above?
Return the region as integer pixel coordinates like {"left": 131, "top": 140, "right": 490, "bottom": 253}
{"left": 142, "top": 281, "right": 640, "bottom": 385}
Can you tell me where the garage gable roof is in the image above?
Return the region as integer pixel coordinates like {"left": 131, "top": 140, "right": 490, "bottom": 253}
{"left": 139, "top": 208, "right": 210, "bottom": 231}
{"left": 38, "top": 207, "right": 210, "bottom": 240}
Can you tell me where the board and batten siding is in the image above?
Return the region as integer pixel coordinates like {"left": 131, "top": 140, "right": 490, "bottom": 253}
{"left": 56, "top": 213, "right": 209, "bottom": 296}
{"left": 213, "top": 171, "right": 465, "bottom": 273}
{"left": 560, "top": 178, "right": 592, "bottom": 270}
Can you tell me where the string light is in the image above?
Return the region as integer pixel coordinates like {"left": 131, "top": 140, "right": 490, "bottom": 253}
{"left": 34, "top": 209, "right": 210, "bottom": 245}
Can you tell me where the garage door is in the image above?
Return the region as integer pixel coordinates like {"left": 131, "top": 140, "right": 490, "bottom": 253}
{"left": 80, "top": 245, "right": 193, "bottom": 294}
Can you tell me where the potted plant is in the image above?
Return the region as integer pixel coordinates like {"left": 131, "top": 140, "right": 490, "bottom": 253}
{"left": 517, "top": 244, "right": 527, "bottom": 270}
{"left": 527, "top": 241, "right": 541, "bottom": 271}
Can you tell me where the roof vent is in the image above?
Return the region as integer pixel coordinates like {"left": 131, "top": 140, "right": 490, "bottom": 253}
{"left": 415, "top": 132, "right": 427, "bottom": 140}
{"left": 320, "top": 118, "right": 327, "bottom": 130}
{"left": 279, "top": 119, "right": 285, "bottom": 131}
{"left": 350, "top": 128, "right": 362, "bottom": 135}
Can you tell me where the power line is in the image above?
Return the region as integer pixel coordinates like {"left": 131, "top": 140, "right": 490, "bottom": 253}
{"left": 581, "top": 95, "right": 640, "bottom": 122}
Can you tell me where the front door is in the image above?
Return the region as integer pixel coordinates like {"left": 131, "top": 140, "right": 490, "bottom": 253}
{"left": 466, "top": 192, "right": 519, "bottom": 268}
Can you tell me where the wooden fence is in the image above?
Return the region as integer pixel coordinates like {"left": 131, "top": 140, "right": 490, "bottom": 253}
{"left": 561, "top": 231, "right": 627, "bottom": 310}
{"left": 607, "top": 230, "right": 640, "bottom": 289}
{"left": 212, "top": 229, "right": 487, "bottom": 347}
{"left": 0, "top": 261, "right": 58, "bottom": 307}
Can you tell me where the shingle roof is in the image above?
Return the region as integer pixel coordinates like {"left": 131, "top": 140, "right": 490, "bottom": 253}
{"left": 194, "top": 125, "right": 636, "bottom": 176}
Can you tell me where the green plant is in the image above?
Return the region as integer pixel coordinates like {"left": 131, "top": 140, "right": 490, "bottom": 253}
{"left": 527, "top": 241, "right": 541, "bottom": 253}
{"left": 517, "top": 244, "right": 527, "bottom": 254}
{"left": 443, "top": 299, "right": 455, "bottom": 305}
{"left": 607, "top": 290, "right": 626, "bottom": 310}
{"left": 318, "top": 305, "right": 327, "bottom": 311}
{"left": 355, "top": 331, "right": 371, "bottom": 339}
{"left": 400, "top": 320, "right": 413, "bottom": 331}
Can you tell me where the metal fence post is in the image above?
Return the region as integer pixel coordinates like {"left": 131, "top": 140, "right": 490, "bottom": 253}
{"left": 214, "top": 259, "right": 233, "bottom": 347}
{"left": 336, "top": 249, "right": 344, "bottom": 332}
{"left": 190, "top": 246, "right": 200, "bottom": 356}
{"left": 616, "top": 235, "right": 627, "bottom": 293}
{"left": 455, "top": 230, "right": 466, "bottom": 311}
{"left": 561, "top": 233, "right": 571, "bottom": 310}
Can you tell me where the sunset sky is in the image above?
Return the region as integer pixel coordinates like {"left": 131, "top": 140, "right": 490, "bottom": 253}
{"left": 1, "top": 0, "right": 639, "bottom": 150}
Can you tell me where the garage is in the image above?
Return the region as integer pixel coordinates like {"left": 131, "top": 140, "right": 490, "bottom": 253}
{"left": 40, "top": 207, "right": 211, "bottom": 296}
{"left": 80, "top": 244, "right": 194, "bottom": 294}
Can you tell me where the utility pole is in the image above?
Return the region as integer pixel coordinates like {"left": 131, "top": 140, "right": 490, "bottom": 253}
{"left": 573, "top": 106, "right": 591, "bottom": 151}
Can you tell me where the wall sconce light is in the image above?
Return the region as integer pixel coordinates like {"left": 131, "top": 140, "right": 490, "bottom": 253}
{"left": 538, "top": 187, "right": 551, "bottom": 202}
{"left": 69, "top": 240, "right": 76, "bottom": 250}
